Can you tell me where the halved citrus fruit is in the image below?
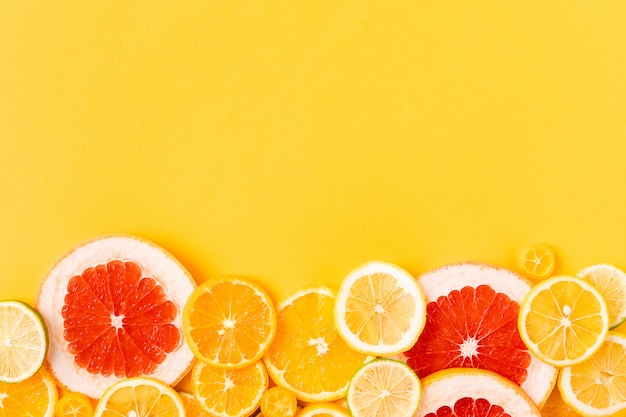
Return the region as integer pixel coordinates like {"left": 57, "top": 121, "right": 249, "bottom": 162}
{"left": 0, "top": 300, "right": 48, "bottom": 383}
{"left": 576, "top": 263, "right": 626, "bottom": 329}
{"left": 542, "top": 385, "right": 582, "bottom": 417}
{"left": 415, "top": 368, "right": 542, "bottom": 417}
{"left": 334, "top": 261, "right": 426, "bottom": 356}
{"left": 55, "top": 392, "right": 95, "bottom": 417}
{"left": 263, "top": 286, "right": 371, "bottom": 402}
{"left": 518, "top": 275, "right": 609, "bottom": 367}
{"left": 36, "top": 235, "right": 197, "bottom": 398}
{"left": 192, "top": 360, "right": 268, "bottom": 417}
{"left": 0, "top": 369, "right": 57, "bottom": 417}
{"left": 558, "top": 331, "right": 626, "bottom": 417}
{"left": 346, "top": 358, "right": 421, "bottom": 417}
{"left": 183, "top": 276, "right": 277, "bottom": 369}
{"left": 93, "top": 376, "right": 185, "bottom": 417}
{"left": 178, "top": 391, "right": 211, "bottom": 417}
{"left": 402, "top": 263, "right": 558, "bottom": 407}
{"left": 260, "top": 386, "right": 298, "bottom": 417}
{"left": 520, "top": 243, "right": 556, "bottom": 279}
{"left": 297, "top": 403, "right": 351, "bottom": 417}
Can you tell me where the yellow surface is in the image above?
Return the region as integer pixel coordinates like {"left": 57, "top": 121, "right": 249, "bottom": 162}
{"left": 2, "top": 2, "right": 626, "bottom": 309}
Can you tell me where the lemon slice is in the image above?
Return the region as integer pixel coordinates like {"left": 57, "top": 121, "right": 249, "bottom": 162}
{"left": 576, "top": 263, "right": 626, "bottom": 329}
{"left": 518, "top": 275, "right": 609, "bottom": 367}
{"left": 0, "top": 300, "right": 48, "bottom": 383}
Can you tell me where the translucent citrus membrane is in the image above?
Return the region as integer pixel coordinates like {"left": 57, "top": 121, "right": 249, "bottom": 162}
{"left": 520, "top": 244, "right": 556, "bottom": 279}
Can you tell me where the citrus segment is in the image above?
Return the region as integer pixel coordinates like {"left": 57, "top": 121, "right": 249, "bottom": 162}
{"left": 542, "top": 386, "right": 582, "bottom": 417}
{"left": 178, "top": 391, "right": 211, "bottom": 417}
{"left": 260, "top": 386, "right": 298, "bottom": 417}
{"left": 263, "top": 286, "right": 371, "bottom": 402}
{"left": 297, "top": 403, "right": 351, "bottom": 417}
{"left": 558, "top": 332, "right": 626, "bottom": 417}
{"left": 520, "top": 243, "right": 556, "bottom": 279}
{"left": 346, "top": 358, "right": 421, "bottom": 417}
{"left": 334, "top": 261, "right": 426, "bottom": 355}
{"left": 36, "top": 235, "right": 196, "bottom": 399}
{"left": 518, "top": 275, "right": 609, "bottom": 367}
{"left": 93, "top": 376, "right": 185, "bottom": 417}
{"left": 576, "top": 264, "right": 626, "bottom": 329}
{"left": 192, "top": 360, "right": 268, "bottom": 417}
{"left": 0, "top": 300, "right": 48, "bottom": 383}
{"left": 0, "top": 369, "right": 57, "bottom": 417}
{"left": 56, "top": 392, "right": 95, "bottom": 417}
{"left": 416, "top": 368, "right": 542, "bottom": 417}
{"left": 183, "top": 277, "right": 277, "bottom": 369}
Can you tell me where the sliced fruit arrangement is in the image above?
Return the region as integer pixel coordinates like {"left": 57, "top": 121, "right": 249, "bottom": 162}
{"left": 576, "top": 263, "right": 626, "bottom": 329}
{"left": 518, "top": 275, "right": 609, "bottom": 367}
{"left": 0, "top": 369, "right": 58, "bottom": 417}
{"left": 334, "top": 261, "right": 427, "bottom": 356}
{"left": 36, "top": 235, "right": 197, "bottom": 399}
{"left": 402, "top": 262, "right": 558, "bottom": 407}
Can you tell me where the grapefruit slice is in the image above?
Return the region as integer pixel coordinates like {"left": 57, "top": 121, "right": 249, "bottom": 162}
{"left": 402, "top": 262, "right": 558, "bottom": 407}
{"left": 416, "top": 368, "right": 542, "bottom": 417}
{"left": 36, "top": 235, "right": 197, "bottom": 399}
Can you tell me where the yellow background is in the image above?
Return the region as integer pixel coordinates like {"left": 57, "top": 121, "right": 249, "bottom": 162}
{"left": 2, "top": 2, "right": 626, "bottom": 308}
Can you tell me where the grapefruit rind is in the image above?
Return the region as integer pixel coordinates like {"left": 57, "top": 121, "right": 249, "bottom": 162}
{"left": 416, "top": 368, "right": 542, "bottom": 417}
{"left": 36, "top": 235, "right": 197, "bottom": 399}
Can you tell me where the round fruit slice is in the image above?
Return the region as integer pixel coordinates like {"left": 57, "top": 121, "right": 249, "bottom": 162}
{"left": 334, "top": 261, "right": 427, "bottom": 356}
{"left": 263, "top": 286, "right": 371, "bottom": 402}
{"left": 416, "top": 368, "right": 542, "bottom": 417}
{"left": 192, "top": 360, "right": 268, "bottom": 417}
{"left": 520, "top": 243, "right": 556, "bottom": 279}
{"left": 0, "top": 369, "right": 57, "bottom": 417}
{"left": 178, "top": 391, "right": 211, "bottom": 417}
{"left": 0, "top": 300, "right": 48, "bottom": 383}
{"left": 576, "top": 263, "right": 626, "bottom": 329}
{"left": 558, "top": 332, "right": 626, "bottom": 417}
{"left": 260, "top": 386, "right": 298, "bottom": 417}
{"left": 36, "top": 235, "right": 197, "bottom": 398}
{"left": 55, "top": 392, "right": 95, "bottom": 417}
{"left": 183, "top": 276, "right": 277, "bottom": 369}
{"left": 93, "top": 376, "right": 185, "bottom": 417}
{"left": 346, "top": 358, "right": 421, "bottom": 417}
{"left": 402, "top": 263, "right": 558, "bottom": 407}
{"left": 518, "top": 275, "right": 609, "bottom": 367}
{"left": 541, "top": 386, "right": 582, "bottom": 417}
{"left": 297, "top": 403, "right": 351, "bottom": 417}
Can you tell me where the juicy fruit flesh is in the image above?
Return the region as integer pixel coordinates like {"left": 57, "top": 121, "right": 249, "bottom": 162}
{"left": 424, "top": 398, "right": 511, "bottom": 417}
{"left": 62, "top": 260, "right": 181, "bottom": 378}
{"left": 405, "top": 285, "right": 530, "bottom": 385}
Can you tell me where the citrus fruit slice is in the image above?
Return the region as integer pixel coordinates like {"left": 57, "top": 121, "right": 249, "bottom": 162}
{"left": 518, "top": 275, "right": 609, "bottom": 367}
{"left": 402, "top": 263, "right": 558, "bottom": 407}
{"left": 415, "top": 368, "right": 542, "bottom": 417}
{"left": 297, "top": 403, "right": 351, "bottom": 417}
{"left": 542, "top": 386, "right": 582, "bottom": 417}
{"left": 260, "top": 386, "right": 298, "bottom": 417}
{"left": 0, "top": 369, "right": 57, "bottom": 417}
{"left": 93, "top": 376, "right": 185, "bottom": 417}
{"left": 178, "top": 391, "right": 211, "bottom": 417}
{"left": 263, "top": 286, "right": 371, "bottom": 402}
{"left": 0, "top": 300, "right": 48, "bottom": 383}
{"left": 192, "top": 360, "right": 268, "bottom": 417}
{"left": 346, "top": 358, "right": 421, "bottom": 417}
{"left": 183, "top": 276, "right": 277, "bottom": 369}
{"left": 558, "top": 331, "right": 626, "bottom": 417}
{"left": 36, "top": 235, "right": 197, "bottom": 398}
{"left": 55, "top": 392, "right": 95, "bottom": 417}
{"left": 520, "top": 243, "right": 556, "bottom": 279}
{"left": 576, "top": 263, "right": 626, "bottom": 329}
{"left": 334, "top": 261, "right": 426, "bottom": 356}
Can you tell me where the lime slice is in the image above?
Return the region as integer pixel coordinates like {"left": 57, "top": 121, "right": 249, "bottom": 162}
{"left": 577, "top": 263, "right": 626, "bottom": 329}
{"left": 0, "top": 300, "right": 48, "bottom": 383}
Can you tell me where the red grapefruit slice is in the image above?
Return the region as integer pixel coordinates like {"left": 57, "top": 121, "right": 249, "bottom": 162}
{"left": 36, "top": 235, "right": 196, "bottom": 398}
{"left": 402, "top": 263, "right": 557, "bottom": 407}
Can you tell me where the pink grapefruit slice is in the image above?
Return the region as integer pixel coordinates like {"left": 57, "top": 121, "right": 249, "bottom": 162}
{"left": 36, "top": 235, "right": 196, "bottom": 398}
{"left": 402, "top": 262, "right": 557, "bottom": 407}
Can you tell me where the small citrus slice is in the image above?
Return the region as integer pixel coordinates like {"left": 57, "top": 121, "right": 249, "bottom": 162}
{"left": 576, "top": 263, "right": 626, "bottom": 329}
{"left": 520, "top": 243, "right": 556, "bottom": 279}
{"left": 518, "top": 275, "right": 609, "bottom": 367}
{"left": 36, "top": 235, "right": 196, "bottom": 398}
{"left": 192, "top": 360, "right": 268, "bottom": 417}
{"left": 263, "top": 286, "right": 371, "bottom": 402}
{"left": 260, "top": 386, "right": 298, "bottom": 417}
{"left": 541, "top": 386, "right": 582, "bottom": 417}
{"left": 183, "top": 277, "right": 277, "bottom": 369}
{"left": 297, "top": 403, "right": 351, "bottom": 417}
{"left": 0, "top": 369, "right": 57, "bottom": 417}
{"left": 416, "top": 368, "right": 542, "bottom": 417}
{"left": 93, "top": 376, "right": 185, "bottom": 417}
{"left": 403, "top": 263, "right": 558, "bottom": 407}
{"left": 178, "top": 391, "right": 211, "bottom": 417}
{"left": 558, "top": 332, "right": 626, "bottom": 417}
{"left": 346, "top": 358, "right": 421, "bottom": 417}
{"left": 55, "top": 392, "right": 95, "bottom": 417}
{"left": 0, "top": 300, "right": 48, "bottom": 383}
{"left": 334, "top": 261, "right": 426, "bottom": 356}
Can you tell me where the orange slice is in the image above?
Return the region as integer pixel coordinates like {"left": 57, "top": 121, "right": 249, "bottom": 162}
{"left": 183, "top": 276, "right": 277, "bottom": 369}
{"left": 520, "top": 243, "right": 556, "bottom": 279}
{"left": 178, "top": 391, "right": 211, "bottom": 417}
{"left": 55, "top": 392, "right": 95, "bottom": 417}
{"left": 191, "top": 360, "right": 268, "bottom": 417}
{"left": 297, "top": 403, "right": 351, "bottom": 417}
{"left": 541, "top": 386, "right": 582, "bottom": 417}
{"left": 260, "top": 386, "right": 298, "bottom": 417}
{"left": 263, "top": 286, "right": 371, "bottom": 402}
{"left": 334, "top": 261, "right": 427, "bottom": 355}
{"left": 0, "top": 369, "right": 57, "bottom": 417}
